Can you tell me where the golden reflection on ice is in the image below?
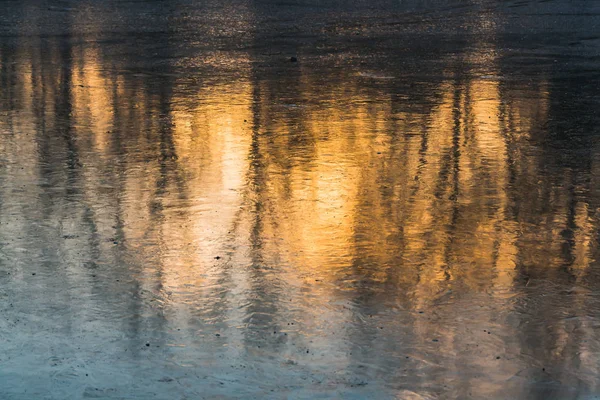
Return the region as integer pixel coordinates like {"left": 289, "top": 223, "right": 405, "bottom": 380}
{"left": 0, "top": 35, "right": 587, "bottom": 305}
{"left": 0, "top": 25, "right": 599, "bottom": 398}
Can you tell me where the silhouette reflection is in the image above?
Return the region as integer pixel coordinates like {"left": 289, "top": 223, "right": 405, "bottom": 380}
{"left": 1, "top": 0, "right": 600, "bottom": 398}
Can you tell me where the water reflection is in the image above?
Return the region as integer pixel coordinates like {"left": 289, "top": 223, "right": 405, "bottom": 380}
{"left": 1, "top": 1, "right": 600, "bottom": 398}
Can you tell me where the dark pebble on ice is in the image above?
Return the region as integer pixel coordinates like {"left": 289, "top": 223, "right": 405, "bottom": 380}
{"left": 290, "top": 56, "right": 298, "bottom": 62}
{"left": 146, "top": 343, "right": 150, "bottom": 347}
{"left": 216, "top": 333, "right": 220, "bottom": 337}
{"left": 32, "top": 273, "right": 36, "bottom": 275}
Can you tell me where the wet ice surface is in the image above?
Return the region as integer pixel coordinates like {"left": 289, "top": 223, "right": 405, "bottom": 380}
{"left": 1, "top": 0, "right": 600, "bottom": 399}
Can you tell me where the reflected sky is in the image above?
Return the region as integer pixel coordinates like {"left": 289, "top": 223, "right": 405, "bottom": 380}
{"left": 1, "top": 0, "right": 600, "bottom": 399}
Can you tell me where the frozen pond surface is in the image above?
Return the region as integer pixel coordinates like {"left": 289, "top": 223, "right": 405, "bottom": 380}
{"left": 1, "top": 0, "right": 600, "bottom": 398}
